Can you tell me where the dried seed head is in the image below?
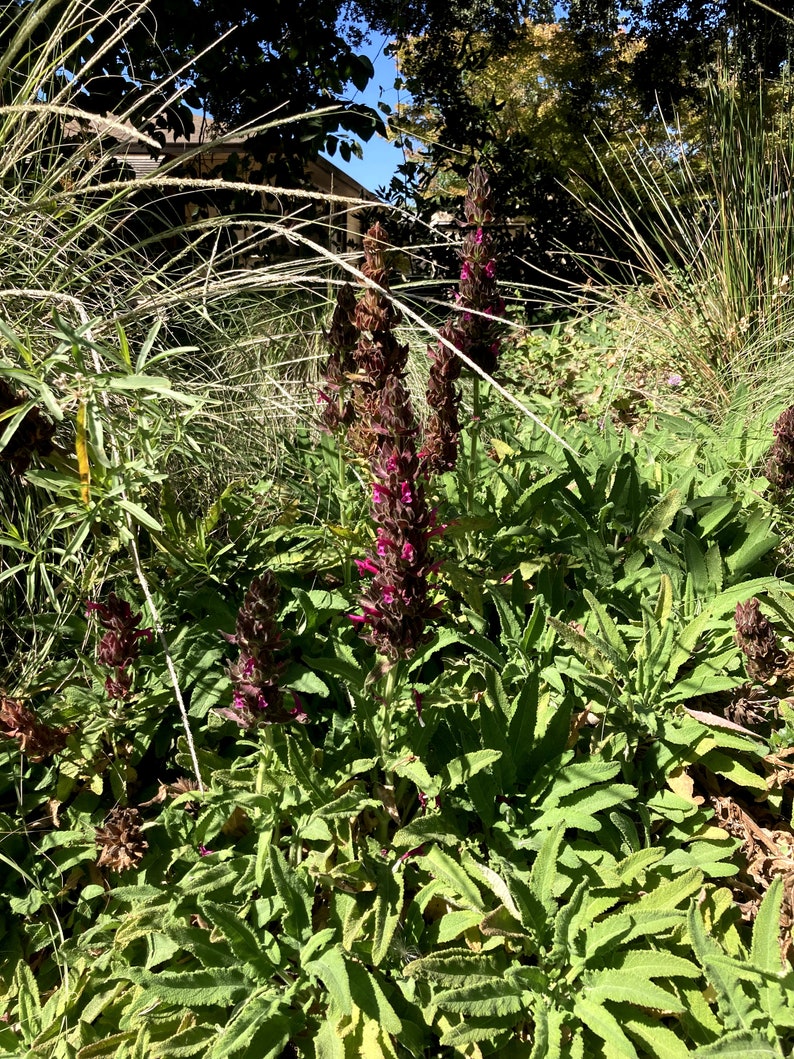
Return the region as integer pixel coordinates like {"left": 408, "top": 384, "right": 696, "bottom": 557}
{"left": 735, "top": 598, "right": 782, "bottom": 682}
{"left": 0, "top": 695, "right": 71, "bottom": 761}
{"left": 95, "top": 807, "right": 148, "bottom": 872}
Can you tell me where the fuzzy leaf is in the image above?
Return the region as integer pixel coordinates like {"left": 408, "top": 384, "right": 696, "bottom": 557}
{"left": 403, "top": 948, "right": 503, "bottom": 984}
{"left": 267, "top": 846, "right": 312, "bottom": 939}
{"left": 434, "top": 978, "right": 526, "bottom": 1017}
{"left": 441, "top": 749, "right": 502, "bottom": 791}
{"left": 423, "top": 846, "right": 485, "bottom": 911}
{"left": 573, "top": 996, "right": 639, "bottom": 1058}
{"left": 688, "top": 904, "right": 757, "bottom": 1030}
{"left": 620, "top": 1009, "right": 691, "bottom": 1058}
{"left": 201, "top": 900, "right": 272, "bottom": 972}
{"left": 371, "top": 862, "right": 404, "bottom": 966}
{"left": 529, "top": 822, "right": 564, "bottom": 921}
{"left": 693, "top": 1031, "right": 782, "bottom": 1057}
{"left": 119, "top": 968, "right": 251, "bottom": 1006}
{"left": 207, "top": 993, "right": 291, "bottom": 1059}
{"left": 584, "top": 969, "right": 685, "bottom": 1012}
{"left": 607, "top": 949, "right": 701, "bottom": 980}
{"left": 750, "top": 877, "right": 784, "bottom": 975}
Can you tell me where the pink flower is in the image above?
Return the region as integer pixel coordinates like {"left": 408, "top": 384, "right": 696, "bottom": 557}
{"left": 401, "top": 541, "right": 415, "bottom": 563}
{"left": 355, "top": 558, "right": 379, "bottom": 576}
{"left": 485, "top": 260, "right": 496, "bottom": 278}
{"left": 348, "top": 613, "right": 367, "bottom": 624}
{"left": 382, "top": 587, "right": 396, "bottom": 604}
{"left": 400, "top": 482, "right": 413, "bottom": 504}
{"left": 372, "top": 483, "right": 387, "bottom": 504}
{"left": 460, "top": 262, "right": 473, "bottom": 282}
{"left": 474, "top": 228, "right": 484, "bottom": 244}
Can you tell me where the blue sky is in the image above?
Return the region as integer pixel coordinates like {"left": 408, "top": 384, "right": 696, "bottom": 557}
{"left": 322, "top": 32, "right": 408, "bottom": 196}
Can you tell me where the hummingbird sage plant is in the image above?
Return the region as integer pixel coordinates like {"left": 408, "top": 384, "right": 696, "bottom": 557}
{"left": 330, "top": 223, "right": 438, "bottom": 661}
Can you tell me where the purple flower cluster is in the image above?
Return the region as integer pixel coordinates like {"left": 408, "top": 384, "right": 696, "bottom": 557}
{"left": 766, "top": 405, "right": 794, "bottom": 498}
{"left": 320, "top": 224, "right": 409, "bottom": 459}
{"left": 326, "top": 223, "right": 439, "bottom": 659}
{"left": 318, "top": 282, "right": 359, "bottom": 434}
{"left": 218, "top": 572, "right": 307, "bottom": 728}
{"left": 457, "top": 164, "right": 504, "bottom": 375}
{"left": 423, "top": 164, "right": 503, "bottom": 474}
{"left": 353, "top": 376, "right": 441, "bottom": 659}
{"left": 86, "top": 593, "right": 152, "bottom": 699}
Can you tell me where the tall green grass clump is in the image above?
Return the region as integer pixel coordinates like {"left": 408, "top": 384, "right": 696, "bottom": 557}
{"left": 570, "top": 69, "right": 794, "bottom": 416}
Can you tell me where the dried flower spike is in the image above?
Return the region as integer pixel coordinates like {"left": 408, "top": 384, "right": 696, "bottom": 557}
{"left": 735, "top": 598, "right": 784, "bottom": 683}
{"left": 95, "top": 807, "right": 148, "bottom": 872}
{"left": 0, "top": 695, "right": 70, "bottom": 761}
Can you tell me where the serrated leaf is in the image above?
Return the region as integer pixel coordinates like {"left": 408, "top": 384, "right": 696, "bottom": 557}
{"left": 308, "top": 945, "right": 352, "bottom": 1017}
{"left": 585, "top": 969, "right": 685, "bottom": 1012}
{"left": 119, "top": 968, "right": 251, "bottom": 1006}
{"left": 574, "top": 996, "right": 639, "bottom": 1057}
{"left": 201, "top": 900, "right": 271, "bottom": 972}
{"left": 620, "top": 1010, "right": 691, "bottom": 1058}
{"left": 268, "top": 846, "right": 312, "bottom": 939}
{"left": 207, "top": 993, "right": 290, "bottom": 1059}
{"left": 637, "top": 488, "right": 683, "bottom": 543}
{"left": 371, "top": 862, "right": 404, "bottom": 966}
{"left": 403, "top": 948, "right": 502, "bottom": 984}
{"left": 607, "top": 949, "right": 700, "bottom": 980}
{"left": 583, "top": 589, "right": 629, "bottom": 663}
{"left": 424, "top": 846, "right": 485, "bottom": 910}
{"left": 692, "top": 1030, "right": 783, "bottom": 1057}
{"left": 750, "top": 877, "right": 784, "bottom": 975}
{"left": 434, "top": 979, "right": 526, "bottom": 1017}
{"left": 441, "top": 749, "right": 501, "bottom": 791}
{"left": 529, "top": 822, "right": 564, "bottom": 919}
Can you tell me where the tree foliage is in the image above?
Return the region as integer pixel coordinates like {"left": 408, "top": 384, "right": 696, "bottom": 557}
{"left": 1, "top": 0, "right": 382, "bottom": 182}
{"left": 380, "top": 0, "right": 794, "bottom": 283}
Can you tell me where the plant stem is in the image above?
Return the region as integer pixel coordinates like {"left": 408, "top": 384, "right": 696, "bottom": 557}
{"left": 467, "top": 377, "right": 481, "bottom": 550}
{"left": 380, "top": 663, "right": 398, "bottom": 761}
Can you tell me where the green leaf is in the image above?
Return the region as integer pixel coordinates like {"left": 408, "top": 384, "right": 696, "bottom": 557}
{"left": 207, "top": 993, "right": 292, "bottom": 1059}
{"left": 434, "top": 979, "right": 526, "bottom": 1018}
{"left": 573, "top": 996, "right": 639, "bottom": 1058}
{"left": 200, "top": 900, "right": 272, "bottom": 972}
{"left": 607, "top": 949, "right": 701, "bottom": 980}
{"left": 119, "top": 968, "right": 251, "bottom": 1006}
{"left": 585, "top": 969, "right": 685, "bottom": 1012}
{"left": 583, "top": 589, "right": 629, "bottom": 663}
{"left": 268, "top": 846, "right": 312, "bottom": 939}
{"left": 529, "top": 822, "right": 564, "bottom": 920}
{"left": 637, "top": 488, "right": 683, "bottom": 543}
{"left": 371, "top": 862, "right": 404, "bottom": 966}
{"left": 750, "top": 877, "right": 784, "bottom": 975}
{"left": 688, "top": 903, "right": 757, "bottom": 1030}
{"left": 423, "top": 846, "right": 485, "bottom": 911}
{"left": 118, "top": 498, "right": 164, "bottom": 533}
{"left": 403, "top": 948, "right": 503, "bottom": 984}
{"left": 693, "top": 1031, "right": 783, "bottom": 1057}
{"left": 15, "top": 960, "right": 42, "bottom": 1043}
{"left": 620, "top": 1009, "right": 691, "bottom": 1058}
{"left": 441, "top": 749, "right": 502, "bottom": 791}
{"left": 307, "top": 945, "right": 352, "bottom": 1016}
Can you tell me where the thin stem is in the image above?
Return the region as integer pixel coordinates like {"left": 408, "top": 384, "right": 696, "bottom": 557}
{"left": 467, "top": 378, "right": 481, "bottom": 549}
